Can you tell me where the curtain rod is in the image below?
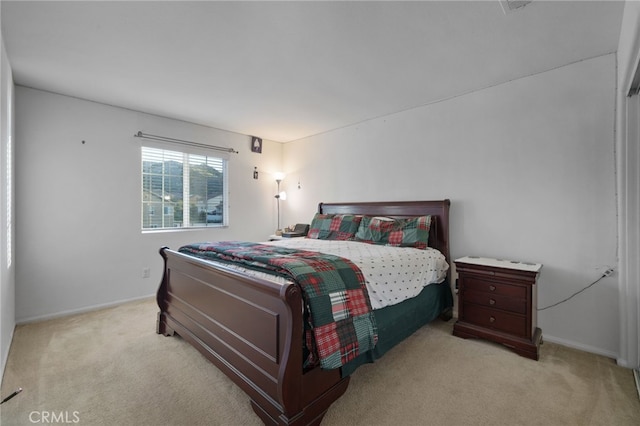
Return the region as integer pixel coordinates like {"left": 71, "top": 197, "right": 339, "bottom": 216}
{"left": 134, "top": 131, "right": 239, "bottom": 154}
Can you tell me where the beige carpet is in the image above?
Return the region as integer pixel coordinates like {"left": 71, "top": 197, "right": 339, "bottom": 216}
{"left": 1, "top": 298, "right": 638, "bottom": 426}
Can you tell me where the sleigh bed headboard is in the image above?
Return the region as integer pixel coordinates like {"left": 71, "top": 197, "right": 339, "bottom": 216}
{"left": 318, "top": 199, "right": 451, "bottom": 272}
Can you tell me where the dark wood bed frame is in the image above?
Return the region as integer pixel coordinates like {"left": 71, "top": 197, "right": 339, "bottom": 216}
{"left": 156, "top": 200, "right": 451, "bottom": 425}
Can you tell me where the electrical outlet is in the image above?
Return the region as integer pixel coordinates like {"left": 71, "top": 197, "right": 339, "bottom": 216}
{"left": 603, "top": 267, "right": 614, "bottom": 277}
{"left": 142, "top": 267, "right": 151, "bottom": 279}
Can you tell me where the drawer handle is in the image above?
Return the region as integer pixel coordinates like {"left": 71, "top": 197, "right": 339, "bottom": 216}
{"left": 489, "top": 316, "right": 496, "bottom": 323}
{"left": 489, "top": 299, "right": 496, "bottom": 305}
{"left": 489, "top": 285, "right": 496, "bottom": 291}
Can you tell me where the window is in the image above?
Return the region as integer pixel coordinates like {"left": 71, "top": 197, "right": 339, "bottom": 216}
{"left": 5, "top": 134, "right": 11, "bottom": 267}
{"left": 141, "top": 146, "right": 227, "bottom": 230}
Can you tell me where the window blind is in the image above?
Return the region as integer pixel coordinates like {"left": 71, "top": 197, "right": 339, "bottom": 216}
{"left": 141, "top": 145, "right": 228, "bottom": 230}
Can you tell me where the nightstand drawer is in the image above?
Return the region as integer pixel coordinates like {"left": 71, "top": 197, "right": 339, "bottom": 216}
{"left": 462, "top": 303, "right": 527, "bottom": 337}
{"left": 464, "top": 277, "right": 527, "bottom": 299}
{"left": 464, "top": 290, "right": 527, "bottom": 314}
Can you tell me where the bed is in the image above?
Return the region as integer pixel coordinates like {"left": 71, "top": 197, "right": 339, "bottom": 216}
{"left": 156, "top": 200, "right": 452, "bottom": 425}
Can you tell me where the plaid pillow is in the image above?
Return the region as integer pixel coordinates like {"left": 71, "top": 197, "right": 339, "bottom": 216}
{"left": 355, "top": 215, "right": 431, "bottom": 249}
{"left": 307, "top": 214, "right": 362, "bottom": 240}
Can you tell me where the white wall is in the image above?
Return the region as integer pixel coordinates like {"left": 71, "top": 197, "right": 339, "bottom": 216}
{"left": 1, "top": 22, "right": 16, "bottom": 378}
{"left": 14, "top": 87, "right": 283, "bottom": 322}
{"left": 283, "top": 54, "right": 619, "bottom": 357}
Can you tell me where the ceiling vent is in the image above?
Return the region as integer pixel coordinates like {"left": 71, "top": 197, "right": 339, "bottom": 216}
{"left": 500, "top": 0, "right": 532, "bottom": 14}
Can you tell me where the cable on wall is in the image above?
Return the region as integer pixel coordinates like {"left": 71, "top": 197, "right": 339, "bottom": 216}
{"left": 134, "top": 131, "right": 239, "bottom": 154}
{"left": 537, "top": 268, "right": 613, "bottom": 311}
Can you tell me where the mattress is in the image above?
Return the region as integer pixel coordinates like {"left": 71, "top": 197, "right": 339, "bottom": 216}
{"left": 212, "top": 238, "right": 449, "bottom": 310}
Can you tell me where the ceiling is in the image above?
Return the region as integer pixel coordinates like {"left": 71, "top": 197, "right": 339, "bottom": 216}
{"left": 1, "top": 1, "right": 625, "bottom": 143}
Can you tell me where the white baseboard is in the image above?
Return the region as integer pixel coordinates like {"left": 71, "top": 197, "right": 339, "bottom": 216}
{"left": 616, "top": 356, "right": 640, "bottom": 369}
{"left": 542, "top": 334, "right": 618, "bottom": 360}
{"left": 16, "top": 294, "right": 155, "bottom": 325}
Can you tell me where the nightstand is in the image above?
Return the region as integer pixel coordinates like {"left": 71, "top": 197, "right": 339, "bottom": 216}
{"left": 453, "top": 256, "right": 543, "bottom": 360}
{"left": 268, "top": 235, "right": 305, "bottom": 241}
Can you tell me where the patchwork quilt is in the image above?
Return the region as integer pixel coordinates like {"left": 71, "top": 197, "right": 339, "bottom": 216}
{"left": 178, "top": 241, "right": 378, "bottom": 369}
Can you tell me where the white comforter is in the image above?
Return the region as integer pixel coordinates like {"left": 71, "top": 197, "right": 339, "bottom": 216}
{"left": 252, "top": 239, "right": 449, "bottom": 310}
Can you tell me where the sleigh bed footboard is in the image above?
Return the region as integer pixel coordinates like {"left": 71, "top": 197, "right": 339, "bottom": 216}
{"left": 156, "top": 247, "right": 348, "bottom": 425}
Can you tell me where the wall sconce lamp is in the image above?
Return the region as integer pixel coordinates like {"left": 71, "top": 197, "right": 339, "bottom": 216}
{"left": 274, "top": 172, "right": 287, "bottom": 234}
